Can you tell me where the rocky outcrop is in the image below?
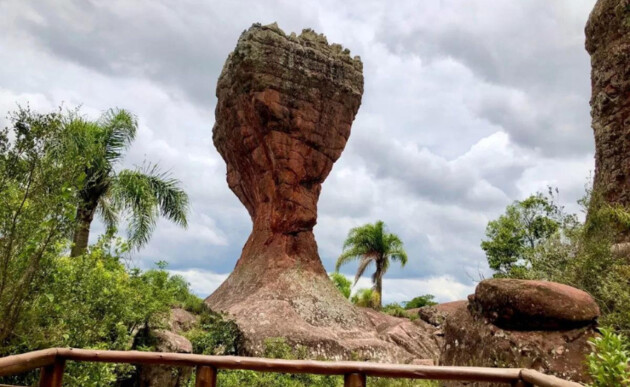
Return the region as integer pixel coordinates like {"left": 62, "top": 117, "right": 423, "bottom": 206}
{"left": 137, "top": 330, "right": 193, "bottom": 387}
{"left": 586, "top": 0, "right": 630, "bottom": 214}
{"left": 204, "top": 23, "right": 437, "bottom": 362}
{"left": 470, "top": 279, "right": 600, "bottom": 330}
{"left": 417, "top": 300, "right": 467, "bottom": 327}
{"left": 440, "top": 280, "right": 598, "bottom": 386}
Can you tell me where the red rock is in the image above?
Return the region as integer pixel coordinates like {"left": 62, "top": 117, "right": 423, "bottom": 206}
{"left": 417, "top": 300, "right": 467, "bottom": 327}
{"left": 169, "top": 308, "right": 197, "bottom": 333}
{"left": 472, "top": 279, "right": 600, "bottom": 330}
{"left": 204, "top": 23, "right": 436, "bottom": 361}
{"left": 586, "top": 0, "right": 630, "bottom": 220}
{"left": 440, "top": 302, "right": 596, "bottom": 386}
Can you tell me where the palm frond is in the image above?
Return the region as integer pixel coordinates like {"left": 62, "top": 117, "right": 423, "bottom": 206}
{"left": 335, "top": 246, "right": 368, "bottom": 271}
{"left": 112, "top": 164, "right": 188, "bottom": 248}
{"left": 353, "top": 256, "right": 374, "bottom": 286}
{"left": 97, "top": 193, "right": 119, "bottom": 233}
{"left": 99, "top": 109, "right": 137, "bottom": 164}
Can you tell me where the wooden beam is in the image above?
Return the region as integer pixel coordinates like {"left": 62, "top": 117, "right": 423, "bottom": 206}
{"left": 195, "top": 365, "right": 217, "bottom": 387}
{"left": 0, "top": 349, "right": 57, "bottom": 377}
{"left": 520, "top": 369, "right": 583, "bottom": 387}
{"left": 38, "top": 358, "right": 65, "bottom": 387}
{"left": 57, "top": 348, "right": 522, "bottom": 383}
{"left": 344, "top": 373, "right": 366, "bottom": 387}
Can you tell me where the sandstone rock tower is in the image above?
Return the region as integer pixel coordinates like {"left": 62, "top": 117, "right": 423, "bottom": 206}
{"left": 206, "top": 23, "right": 439, "bottom": 362}
{"left": 586, "top": 0, "right": 630, "bottom": 209}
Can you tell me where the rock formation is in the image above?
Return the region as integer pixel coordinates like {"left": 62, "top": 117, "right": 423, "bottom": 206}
{"left": 586, "top": 0, "right": 630, "bottom": 212}
{"left": 440, "top": 280, "right": 599, "bottom": 386}
{"left": 205, "top": 23, "right": 438, "bottom": 362}
{"left": 470, "top": 279, "right": 600, "bottom": 330}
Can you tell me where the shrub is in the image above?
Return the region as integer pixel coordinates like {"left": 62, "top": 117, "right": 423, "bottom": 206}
{"left": 186, "top": 309, "right": 243, "bottom": 356}
{"left": 403, "top": 295, "right": 437, "bottom": 309}
{"left": 587, "top": 328, "right": 630, "bottom": 386}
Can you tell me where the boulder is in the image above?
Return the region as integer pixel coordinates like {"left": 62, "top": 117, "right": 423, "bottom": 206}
{"left": 440, "top": 301, "right": 596, "bottom": 386}
{"left": 417, "top": 300, "right": 467, "bottom": 327}
{"left": 169, "top": 307, "right": 197, "bottom": 333}
{"left": 137, "top": 330, "right": 193, "bottom": 387}
{"left": 471, "top": 279, "right": 600, "bottom": 330}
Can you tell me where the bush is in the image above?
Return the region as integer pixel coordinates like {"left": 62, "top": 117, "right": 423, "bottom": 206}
{"left": 403, "top": 295, "right": 437, "bottom": 309}
{"left": 351, "top": 288, "right": 380, "bottom": 309}
{"left": 186, "top": 309, "right": 243, "bottom": 356}
{"left": 330, "top": 272, "right": 352, "bottom": 298}
{"left": 587, "top": 328, "right": 630, "bottom": 386}
{"left": 382, "top": 303, "right": 416, "bottom": 320}
{"left": 0, "top": 237, "right": 203, "bottom": 387}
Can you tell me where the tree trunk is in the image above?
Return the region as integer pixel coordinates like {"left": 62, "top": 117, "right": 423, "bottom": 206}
{"left": 70, "top": 202, "right": 97, "bottom": 257}
{"left": 374, "top": 260, "right": 384, "bottom": 309}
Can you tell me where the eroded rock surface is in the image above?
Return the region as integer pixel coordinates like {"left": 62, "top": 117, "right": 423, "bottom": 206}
{"left": 586, "top": 0, "right": 630, "bottom": 211}
{"left": 205, "top": 23, "right": 436, "bottom": 362}
{"left": 470, "top": 279, "right": 600, "bottom": 330}
{"left": 440, "top": 281, "right": 598, "bottom": 386}
{"left": 137, "top": 330, "right": 193, "bottom": 387}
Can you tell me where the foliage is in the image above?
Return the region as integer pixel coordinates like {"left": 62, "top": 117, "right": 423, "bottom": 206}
{"left": 186, "top": 309, "right": 243, "bottom": 356}
{"left": 403, "top": 295, "right": 437, "bottom": 309}
{"left": 68, "top": 108, "right": 189, "bottom": 255}
{"left": 336, "top": 220, "right": 408, "bottom": 308}
{"left": 587, "top": 328, "right": 630, "bottom": 387}
{"left": 382, "top": 303, "right": 416, "bottom": 320}
{"left": 481, "top": 189, "right": 577, "bottom": 277}
{"left": 351, "top": 288, "right": 381, "bottom": 309}
{"left": 214, "top": 338, "right": 341, "bottom": 387}
{"left": 330, "top": 272, "right": 352, "bottom": 298}
{"left": 0, "top": 106, "right": 86, "bottom": 344}
{"left": 0, "top": 237, "right": 203, "bottom": 387}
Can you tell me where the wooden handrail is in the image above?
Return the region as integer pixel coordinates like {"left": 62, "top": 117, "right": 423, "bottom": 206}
{"left": 0, "top": 348, "right": 584, "bottom": 387}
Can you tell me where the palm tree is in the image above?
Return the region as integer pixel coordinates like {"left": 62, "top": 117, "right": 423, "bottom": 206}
{"left": 335, "top": 220, "right": 408, "bottom": 309}
{"left": 69, "top": 109, "right": 189, "bottom": 257}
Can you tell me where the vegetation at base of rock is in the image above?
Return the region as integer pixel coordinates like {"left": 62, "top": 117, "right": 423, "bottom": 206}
{"left": 381, "top": 303, "right": 417, "bottom": 320}
{"left": 587, "top": 328, "right": 630, "bottom": 387}
{"left": 0, "top": 236, "right": 205, "bottom": 386}
{"left": 336, "top": 220, "right": 408, "bottom": 309}
{"left": 482, "top": 188, "right": 630, "bottom": 382}
{"left": 330, "top": 272, "right": 352, "bottom": 298}
{"left": 351, "top": 288, "right": 381, "bottom": 309}
{"left": 185, "top": 309, "right": 243, "bottom": 355}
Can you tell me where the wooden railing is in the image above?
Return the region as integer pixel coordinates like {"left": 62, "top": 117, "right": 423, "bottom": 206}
{"left": 0, "top": 348, "right": 583, "bottom": 387}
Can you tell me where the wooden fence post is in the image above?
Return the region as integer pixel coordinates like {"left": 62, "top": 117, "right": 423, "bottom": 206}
{"left": 344, "top": 373, "right": 366, "bottom": 387}
{"left": 195, "top": 365, "right": 217, "bottom": 387}
{"left": 38, "top": 358, "right": 65, "bottom": 387}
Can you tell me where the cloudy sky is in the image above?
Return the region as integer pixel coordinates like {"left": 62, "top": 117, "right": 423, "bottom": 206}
{"left": 0, "top": 0, "right": 598, "bottom": 304}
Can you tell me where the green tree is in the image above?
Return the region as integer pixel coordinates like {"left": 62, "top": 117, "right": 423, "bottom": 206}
{"left": 404, "top": 294, "right": 437, "bottom": 309}
{"left": 329, "top": 272, "right": 351, "bottom": 298}
{"left": 481, "top": 190, "right": 577, "bottom": 277}
{"left": 0, "top": 106, "right": 85, "bottom": 343}
{"left": 68, "top": 109, "right": 189, "bottom": 256}
{"left": 336, "top": 221, "right": 408, "bottom": 309}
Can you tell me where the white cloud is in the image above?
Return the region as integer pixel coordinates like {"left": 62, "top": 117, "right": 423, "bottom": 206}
{"left": 0, "top": 0, "right": 597, "bottom": 302}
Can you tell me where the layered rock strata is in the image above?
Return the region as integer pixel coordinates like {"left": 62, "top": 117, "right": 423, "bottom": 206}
{"left": 205, "top": 23, "right": 438, "bottom": 362}
{"left": 586, "top": 0, "right": 630, "bottom": 212}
